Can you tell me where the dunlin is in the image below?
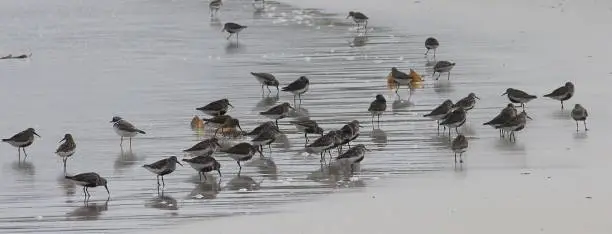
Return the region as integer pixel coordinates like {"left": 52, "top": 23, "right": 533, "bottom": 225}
{"left": 451, "top": 134, "right": 468, "bottom": 164}
{"left": 424, "top": 99, "right": 454, "bottom": 133}
{"left": 306, "top": 131, "right": 337, "bottom": 162}
{"left": 209, "top": 0, "right": 223, "bottom": 17}
{"left": 184, "top": 137, "right": 222, "bottom": 157}
{"left": 225, "top": 142, "right": 263, "bottom": 171}
{"left": 110, "top": 116, "right": 146, "bottom": 147}
{"left": 440, "top": 107, "right": 467, "bottom": 138}
{"left": 336, "top": 144, "right": 369, "bottom": 173}
{"left": 282, "top": 76, "right": 309, "bottom": 105}
{"left": 65, "top": 172, "right": 110, "bottom": 199}
{"left": 143, "top": 156, "right": 183, "bottom": 187}
{"left": 346, "top": 11, "right": 369, "bottom": 29}
{"left": 433, "top": 60, "right": 456, "bottom": 80}
{"left": 571, "top": 104, "right": 588, "bottom": 132}
{"left": 222, "top": 22, "right": 247, "bottom": 42}
{"left": 251, "top": 72, "right": 280, "bottom": 95}
{"left": 340, "top": 120, "right": 362, "bottom": 147}
{"left": 424, "top": 37, "right": 439, "bottom": 57}
{"left": 501, "top": 88, "right": 537, "bottom": 110}
{"left": 483, "top": 103, "right": 518, "bottom": 137}
{"left": 544, "top": 82, "right": 574, "bottom": 109}
{"left": 2, "top": 128, "right": 40, "bottom": 161}
{"left": 56, "top": 133, "right": 76, "bottom": 172}
{"left": 251, "top": 127, "right": 281, "bottom": 154}
{"left": 389, "top": 67, "right": 413, "bottom": 96}
{"left": 368, "top": 94, "right": 387, "bottom": 126}
{"left": 453, "top": 93, "right": 480, "bottom": 111}
{"left": 495, "top": 111, "right": 532, "bottom": 142}
{"left": 214, "top": 117, "right": 243, "bottom": 137}
{"left": 182, "top": 155, "right": 222, "bottom": 181}
{"left": 260, "top": 102, "right": 294, "bottom": 126}
{"left": 290, "top": 119, "right": 324, "bottom": 143}
{"left": 196, "top": 99, "right": 233, "bottom": 116}
{"left": 245, "top": 121, "right": 278, "bottom": 137}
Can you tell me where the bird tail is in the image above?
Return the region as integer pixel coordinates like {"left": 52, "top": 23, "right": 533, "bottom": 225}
{"left": 65, "top": 175, "right": 73, "bottom": 180}
{"left": 1, "top": 139, "right": 8, "bottom": 142}
{"left": 451, "top": 63, "right": 456, "bottom": 66}
{"left": 530, "top": 95, "right": 538, "bottom": 99}
{"left": 281, "top": 87, "right": 290, "bottom": 91}
{"left": 423, "top": 113, "right": 432, "bottom": 117}
{"left": 483, "top": 121, "right": 492, "bottom": 126}
{"left": 137, "top": 130, "right": 146, "bottom": 134}
{"left": 542, "top": 93, "right": 552, "bottom": 97}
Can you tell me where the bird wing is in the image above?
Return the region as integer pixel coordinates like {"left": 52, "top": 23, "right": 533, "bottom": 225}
{"left": 425, "top": 103, "right": 450, "bottom": 117}
{"left": 6, "top": 130, "right": 30, "bottom": 142}
{"left": 368, "top": 101, "right": 386, "bottom": 112}
{"left": 70, "top": 172, "right": 100, "bottom": 183}
{"left": 56, "top": 141, "right": 75, "bottom": 153}
{"left": 251, "top": 72, "right": 277, "bottom": 82}
{"left": 226, "top": 143, "right": 251, "bottom": 154}
{"left": 282, "top": 78, "right": 307, "bottom": 91}
{"left": 116, "top": 120, "right": 141, "bottom": 132}
{"left": 544, "top": 86, "right": 568, "bottom": 97}
{"left": 198, "top": 99, "right": 225, "bottom": 111}
{"left": 261, "top": 104, "right": 284, "bottom": 115}
{"left": 146, "top": 158, "right": 169, "bottom": 169}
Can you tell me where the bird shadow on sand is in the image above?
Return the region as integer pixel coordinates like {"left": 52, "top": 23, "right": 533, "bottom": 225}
{"left": 573, "top": 131, "right": 588, "bottom": 140}
{"left": 226, "top": 175, "right": 262, "bottom": 191}
{"left": 225, "top": 42, "right": 246, "bottom": 54}
{"left": 253, "top": 95, "right": 279, "bottom": 111}
{"left": 11, "top": 161, "right": 35, "bottom": 176}
{"left": 66, "top": 198, "right": 109, "bottom": 221}
{"left": 145, "top": 192, "right": 178, "bottom": 210}
{"left": 370, "top": 128, "right": 388, "bottom": 147}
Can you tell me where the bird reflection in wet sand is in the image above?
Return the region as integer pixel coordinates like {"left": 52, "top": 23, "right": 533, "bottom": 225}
{"left": 190, "top": 178, "right": 222, "bottom": 199}
{"left": 370, "top": 128, "right": 388, "bottom": 146}
{"left": 254, "top": 95, "right": 279, "bottom": 110}
{"left": 58, "top": 175, "right": 76, "bottom": 196}
{"left": 392, "top": 98, "right": 414, "bottom": 111}
{"left": 433, "top": 80, "right": 453, "bottom": 93}
{"left": 114, "top": 149, "right": 139, "bottom": 171}
{"left": 349, "top": 34, "right": 368, "bottom": 47}
{"left": 145, "top": 193, "right": 178, "bottom": 210}
{"left": 247, "top": 157, "right": 278, "bottom": 181}
{"left": 307, "top": 164, "right": 366, "bottom": 188}
{"left": 210, "top": 17, "right": 222, "bottom": 27}
{"left": 227, "top": 175, "right": 262, "bottom": 191}
{"left": 225, "top": 42, "right": 245, "bottom": 54}
{"left": 12, "top": 161, "right": 35, "bottom": 176}
{"left": 67, "top": 198, "right": 109, "bottom": 221}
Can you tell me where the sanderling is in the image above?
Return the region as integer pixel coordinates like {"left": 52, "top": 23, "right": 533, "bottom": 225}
{"left": 2, "top": 128, "right": 40, "bottom": 161}
{"left": 433, "top": 60, "right": 456, "bottom": 80}
{"left": 214, "top": 117, "right": 243, "bottom": 137}
{"left": 55, "top": 133, "right": 76, "bottom": 172}
{"left": 368, "top": 94, "right": 387, "bottom": 126}
{"left": 65, "top": 172, "right": 110, "bottom": 199}
{"left": 143, "top": 156, "right": 183, "bottom": 188}
{"left": 209, "top": 0, "right": 223, "bottom": 17}
{"left": 196, "top": 98, "right": 233, "bottom": 116}
{"left": 251, "top": 72, "right": 280, "bottom": 95}
{"left": 495, "top": 111, "right": 532, "bottom": 142}
{"left": 252, "top": 0, "right": 265, "bottom": 10}
{"left": 245, "top": 121, "right": 278, "bottom": 137}
{"left": 483, "top": 103, "right": 518, "bottom": 137}
{"left": 424, "top": 99, "right": 454, "bottom": 133}
{"left": 306, "top": 131, "right": 337, "bottom": 163}
{"left": 390, "top": 67, "right": 413, "bottom": 97}
{"left": 251, "top": 127, "right": 281, "bottom": 154}
{"left": 289, "top": 119, "right": 324, "bottom": 143}
{"left": 110, "top": 116, "right": 146, "bottom": 147}
{"left": 224, "top": 142, "right": 263, "bottom": 172}
{"left": 440, "top": 107, "right": 467, "bottom": 138}
{"left": 544, "top": 82, "right": 574, "bottom": 109}
{"left": 282, "top": 76, "right": 309, "bottom": 105}
{"left": 336, "top": 144, "right": 369, "bottom": 173}
{"left": 260, "top": 102, "right": 295, "bottom": 126}
{"left": 222, "top": 22, "right": 247, "bottom": 42}
{"left": 453, "top": 93, "right": 480, "bottom": 111}
{"left": 501, "top": 88, "right": 537, "bottom": 110}
{"left": 451, "top": 134, "right": 468, "bottom": 164}
{"left": 182, "top": 155, "right": 222, "bottom": 182}
{"left": 346, "top": 11, "right": 369, "bottom": 30}
{"left": 571, "top": 104, "right": 588, "bottom": 132}
{"left": 184, "top": 137, "right": 222, "bottom": 157}
{"left": 424, "top": 37, "right": 439, "bottom": 57}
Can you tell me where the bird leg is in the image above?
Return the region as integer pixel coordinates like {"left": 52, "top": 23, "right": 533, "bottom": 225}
{"left": 584, "top": 120, "right": 588, "bottom": 131}
{"left": 199, "top": 172, "right": 203, "bottom": 182}
{"left": 454, "top": 153, "right": 457, "bottom": 163}
{"left": 156, "top": 175, "right": 160, "bottom": 187}
{"left": 129, "top": 137, "right": 132, "bottom": 148}
{"left": 226, "top": 34, "right": 232, "bottom": 40}
{"left": 266, "top": 86, "right": 272, "bottom": 94}
{"left": 576, "top": 121, "right": 579, "bottom": 132}
{"left": 22, "top": 148, "right": 28, "bottom": 160}
{"left": 435, "top": 72, "right": 441, "bottom": 80}
{"left": 437, "top": 120, "right": 440, "bottom": 133}
{"left": 120, "top": 136, "right": 123, "bottom": 147}
{"left": 459, "top": 153, "right": 464, "bottom": 163}
{"left": 455, "top": 127, "right": 459, "bottom": 134}
{"left": 447, "top": 72, "right": 451, "bottom": 80}
{"left": 561, "top": 101, "right": 564, "bottom": 110}
{"left": 161, "top": 176, "right": 165, "bottom": 187}
{"left": 203, "top": 173, "right": 208, "bottom": 182}
{"left": 425, "top": 49, "right": 430, "bottom": 56}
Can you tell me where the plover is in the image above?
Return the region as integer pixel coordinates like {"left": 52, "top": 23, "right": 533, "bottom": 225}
{"left": 424, "top": 37, "right": 439, "bottom": 57}
{"left": 483, "top": 103, "right": 518, "bottom": 137}
{"left": 543, "top": 82, "right": 574, "bottom": 109}
{"left": 260, "top": 102, "right": 294, "bottom": 126}
{"left": 251, "top": 127, "right": 281, "bottom": 154}
{"left": 252, "top": 0, "right": 265, "bottom": 10}
{"left": 306, "top": 131, "right": 337, "bottom": 163}
{"left": 390, "top": 67, "right": 413, "bottom": 96}
{"left": 571, "top": 104, "right": 588, "bottom": 132}
{"left": 282, "top": 76, "right": 309, "bottom": 105}
{"left": 209, "top": 0, "right": 223, "bottom": 17}
{"left": 251, "top": 72, "right": 280, "bottom": 95}
{"left": 336, "top": 144, "right": 368, "bottom": 173}
{"left": 346, "top": 11, "right": 369, "bottom": 30}
{"left": 440, "top": 107, "right": 467, "bottom": 138}
{"left": 65, "top": 172, "right": 110, "bottom": 199}
{"left": 196, "top": 98, "right": 233, "bottom": 116}
{"left": 55, "top": 133, "right": 76, "bottom": 172}
{"left": 222, "top": 22, "right": 247, "bottom": 42}
{"left": 224, "top": 142, "right": 263, "bottom": 171}
{"left": 245, "top": 121, "right": 278, "bottom": 137}
{"left": 433, "top": 60, "right": 456, "bottom": 80}
{"left": 110, "top": 116, "right": 146, "bottom": 147}
{"left": 453, "top": 93, "right": 480, "bottom": 111}
{"left": 495, "top": 111, "right": 532, "bottom": 142}
{"left": 182, "top": 155, "right": 222, "bottom": 182}
{"left": 289, "top": 119, "right": 324, "bottom": 143}
{"left": 184, "top": 137, "right": 222, "bottom": 157}
{"left": 214, "top": 117, "right": 243, "bottom": 137}
{"left": 451, "top": 134, "right": 468, "bottom": 164}
{"left": 368, "top": 94, "right": 387, "bottom": 126}
{"left": 2, "top": 128, "right": 40, "bottom": 161}
{"left": 143, "top": 156, "right": 183, "bottom": 187}
{"left": 424, "top": 99, "right": 454, "bottom": 133}
{"left": 501, "top": 88, "right": 537, "bottom": 110}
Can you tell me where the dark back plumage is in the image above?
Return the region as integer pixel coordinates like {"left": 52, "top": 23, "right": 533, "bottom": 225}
{"left": 282, "top": 76, "right": 309, "bottom": 92}
{"left": 3, "top": 128, "right": 40, "bottom": 143}
{"left": 425, "top": 37, "right": 439, "bottom": 49}
{"left": 56, "top": 133, "right": 76, "bottom": 153}
{"left": 246, "top": 121, "right": 278, "bottom": 136}
{"left": 368, "top": 95, "right": 387, "bottom": 112}
{"left": 251, "top": 72, "right": 279, "bottom": 86}
{"left": 223, "top": 22, "right": 247, "bottom": 33}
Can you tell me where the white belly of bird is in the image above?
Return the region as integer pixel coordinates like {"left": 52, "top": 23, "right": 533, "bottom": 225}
{"left": 144, "top": 166, "right": 166, "bottom": 175}
{"left": 5, "top": 138, "right": 33, "bottom": 147}
{"left": 370, "top": 110, "right": 384, "bottom": 116}
{"left": 113, "top": 126, "right": 138, "bottom": 137}
{"left": 57, "top": 149, "right": 75, "bottom": 158}
{"left": 453, "top": 148, "right": 467, "bottom": 154}
{"left": 447, "top": 118, "right": 466, "bottom": 128}
{"left": 187, "top": 162, "right": 213, "bottom": 171}
{"left": 435, "top": 65, "right": 454, "bottom": 72}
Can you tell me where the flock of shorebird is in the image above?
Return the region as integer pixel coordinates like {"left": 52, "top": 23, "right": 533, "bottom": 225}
{"left": 1, "top": 1, "right": 590, "bottom": 200}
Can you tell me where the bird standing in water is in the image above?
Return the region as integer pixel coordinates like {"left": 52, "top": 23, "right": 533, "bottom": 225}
{"left": 2, "top": 128, "right": 40, "bottom": 161}
{"left": 56, "top": 133, "right": 76, "bottom": 173}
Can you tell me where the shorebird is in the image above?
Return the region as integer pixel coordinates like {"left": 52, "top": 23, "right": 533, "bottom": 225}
{"left": 339, "top": 120, "right": 362, "bottom": 148}
{"left": 110, "top": 116, "right": 146, "bottom": 147}
{"left": 222, "top": 22, "right": 247, "bottom": 42}
{"left": 306, "top": 131, "right": 337, "bottom": 163}
{"left": 209, "top": 0, "right": 222, "bottom": 17}
{"left": 143, "top": 156, "right": 183, "bottom": 187}
{"left": 2, "top": 128, "right": 40, "bottom": 161}
{"left": 451, "top": 134, "right": 468, "bottom": 164}
{"left": 282, "top": 76, "right": 309, "bottom": 105}
{"left": 433, "top": 61, "right": 456, "bottom": 80}
{"left": 55, "top": 133, "right": 76, "bottom": 172}
{"left": 224, "top": 142, "right": 263, "bottom": 171}
{"left": 202, "top": 115, "right": 233, "bottom": 128}
{"left": 543, "top": 82, "right": 574, "bottom": 109}
{"left": 336, "top": 144, "right": 369, "bottom": 173}
{"left": 65, "top": 172, "right": 110, "bottom": 199}
{"left": 571, "top": 104, "right": 588, "bottom": 132}
{"left": 495, "top": 111, "right": 532, "bottom": 142}
{"left": 290, "top": 119, "right": 324, "bottom": 143}
{"left": 389, "top": 67, "right": 413, "bottom": 97}
{"left": 191, "top": 116, "right": 204, "bottom": 129}
{"left": 483, "top": 103, "right": 518, "bottom": 137}
{"left": 214, "top": 117, "right": 243, "bottom": 137}
{"left": 346, "top": 11, "right": 369, "bottom": 30}
{"left": 368, "top": 94, "right": 387, "bottom": 126}
{"left": 252, "top": 0, "right": 265, "bottom": 10}
{"left": 328, "top": 130, "right": 345, "bottom": 156}
{"left": 196, "top": 99, "right": 233, "bottom": 116}
{"left": 251, "top": 127, "right": 281, "bottom": 154}
{"left": 424, "top": 99, "right": 454, "bottom": 133}
{"left": 501, "top": 88, "right": 537, "bottom": 110}
{"left": 453, "top": 93, "right": 480, "bottom": 111}
{"left": 424, "top": 37, "right": 439, "bottom": 57}
{"left": 251, "top": 72, "right": 280, "bottom": 95}
{"left": 182, "top": 155, "right": 222, "bottom": 182}
{"left": 184, "top": 137, "right": 222, "bottom": 157}
{"left": 245, "top": 121, "right": 278, "bottom": 137}
{"left": 440, "top": 107, "right": 467, "bottom": 138}
{"left": 260, "top": 102, "right": 295, "bottom": 126}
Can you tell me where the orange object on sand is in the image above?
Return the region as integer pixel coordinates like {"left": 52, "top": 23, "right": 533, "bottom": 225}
{"left": 386, "top": 68, "right": 424, "bottom": 89}
{"left": 191, "top": 116, "right": 204, "bottom": 129}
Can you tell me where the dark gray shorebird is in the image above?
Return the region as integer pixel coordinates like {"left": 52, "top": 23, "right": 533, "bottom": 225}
{"left": 424, "top": 99, "right": 454, "bottom": 133}
{"left": 65, "top": 172, "right": 110, "bottom": 199}
{"left": 440, "top": 107, "right": 467, "bottom": 138}
{"left": 571, "top": 104, "right": 588, "bottom": 132}
{"left": 2, "top": 128, "right": 40, "bottom": 161}
{"left": 453, "top": 93, "right": 480, "bottom": 111}
{"left": 251, "top": 127, "right": 281, "bottom": 154}
{"left": 251, "top": 72, "right": 280, "bottom": 95}
{"left": 209, "top": 0, "right": 223, "bottom": 17}
{"left": 282, "top": 76, "right": 309, "bottom": 105}
{"left": 483, "top": 103, "right": 518, "bottom": 137}
{"left": 543, "top": 82, "right": 574, "bottom": 109}
{"left": 451, "top": 134, "right": 468, "bottom": 164}
{"left": 246, "top": 121, "right": 278, "bottom": 137}
{"left": 184, "top": 137, "right": 222, "bottom": 157}
{"left": 110, "top": 116, "right": 146, "bottom": 147}
{"left": 433, "top": 60, "right": 456, "bottom": 80}
{"left": 56, "top": 133, "right": 76, "bottom": 172}
{"left": 424, "top": 37, "right": 439, "bottom": 57}
{"left": 183, "top": 155, "right": 222, "bottom": 182}
{"left": 390, "top": 67, "right": 413, "bottom": 97}
{"left": 501, "top": 88, "right": 537, "bottom": 110}
{"left": 339, "top": 120, "right": 362, "bottom": 148}
{"left": 202, "top": 115, "right": 233, "bottom": 128}
{"left": 336, "top": 144, "right": 369, "bottom": 173}
{"left": 143, "top": 156, "right": 183, "bottom": 187}
{"left": 260, "top": 102, "right": 295, "bottom": 126}
{"left": 306, "top": 131, "right": 337, "bottom": 163}
{"left": 290, "top": 119, "right": 324, "bottom": 144}
{"left": 368, "top": 94, "right": 387, "bottom": 126}
{"left": 346, "top": 11, "right": 369, "bottom": 30}
{"left": 222, "top": 22, "right": 247, "bottom": 42}
{"left": 196, "top": 98, "right": 233, "bottom": 116}
{"left": 495, "top": 111, "right": 532, "bottom": 142}
{"left": 225, "top": 142, "right": 263, "bottom": 172}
